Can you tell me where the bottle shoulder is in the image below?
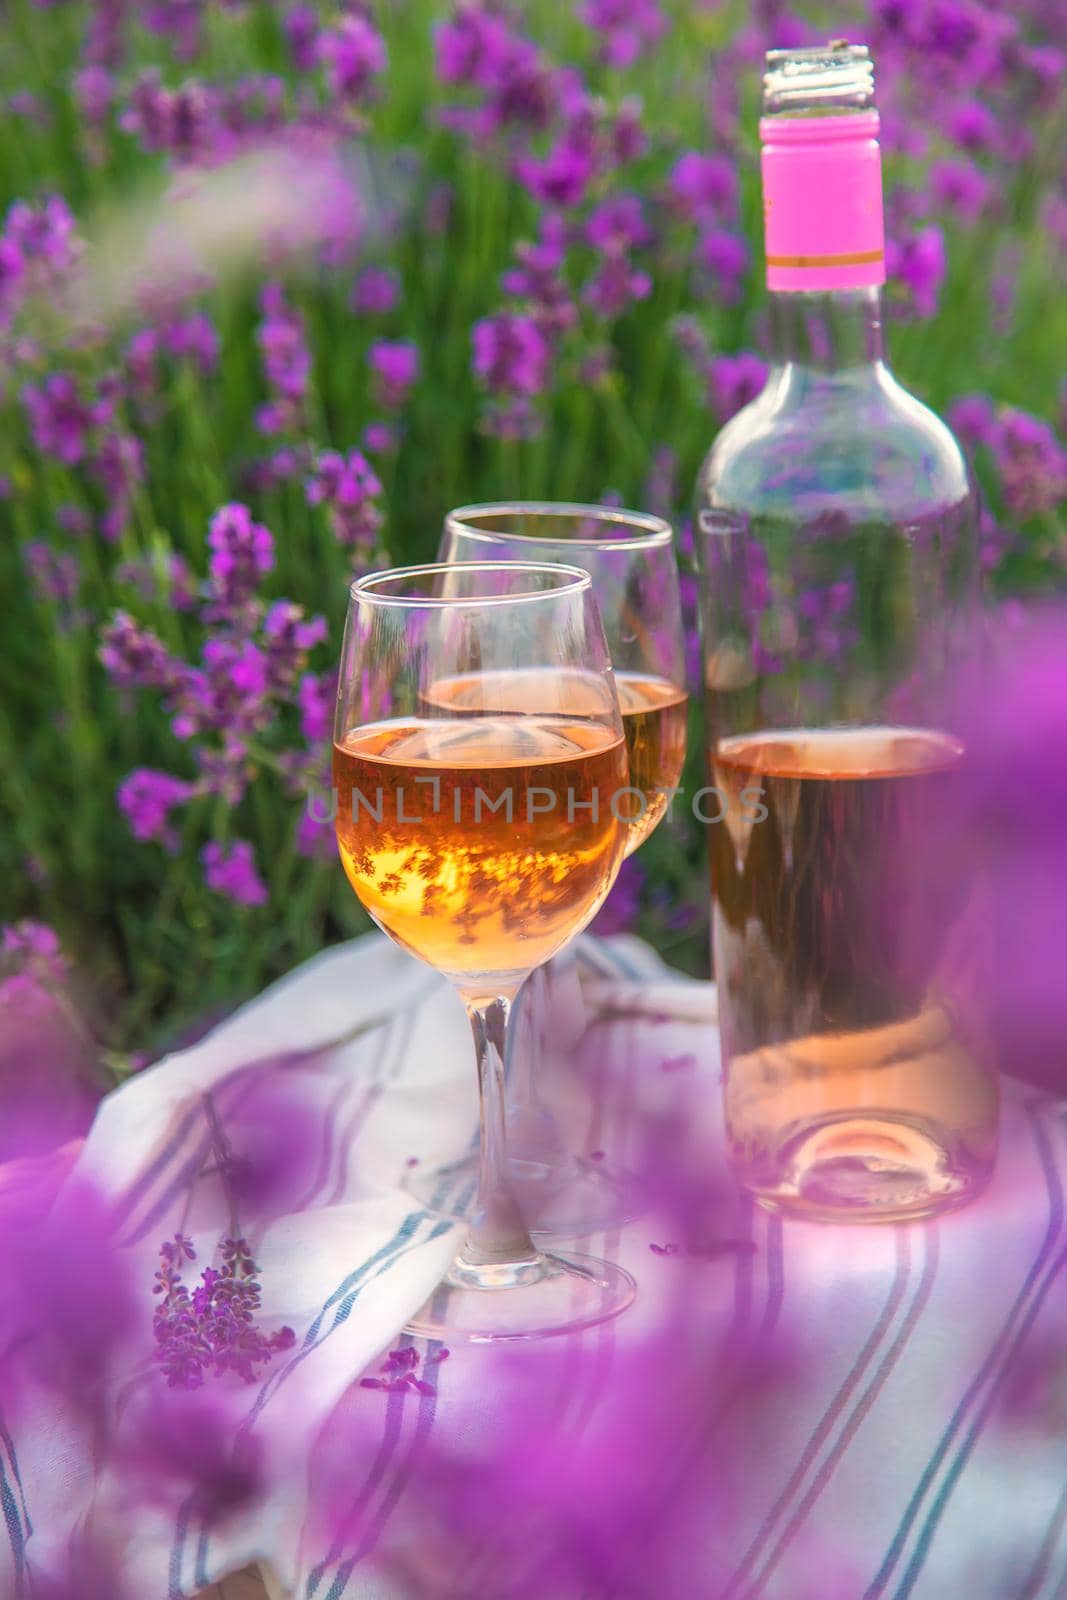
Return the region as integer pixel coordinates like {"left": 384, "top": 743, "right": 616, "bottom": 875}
{"left": 698, "top": 363, "right": 973, "bottom": 523}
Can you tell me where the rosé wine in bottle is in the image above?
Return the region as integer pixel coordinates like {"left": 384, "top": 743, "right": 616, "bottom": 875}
{"left": 695, "top": 43, "right": 997, "bottom": 1222}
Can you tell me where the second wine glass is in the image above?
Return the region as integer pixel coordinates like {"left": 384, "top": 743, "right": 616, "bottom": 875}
{"left": 421, "top": 503, "right": 689, "bottom": 1237}
{"left": 440, "top": 504, "right": 688, "bottom": 854}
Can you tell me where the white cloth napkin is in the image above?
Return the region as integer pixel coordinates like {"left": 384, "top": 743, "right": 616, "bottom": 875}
{"left": 3, "top": 933, "right": 1066, "bottom": 1600}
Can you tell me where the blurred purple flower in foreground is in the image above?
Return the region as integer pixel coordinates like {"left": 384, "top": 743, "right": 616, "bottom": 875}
{"left": 928, "top": 609, "right": 1067, "bottom": 1093}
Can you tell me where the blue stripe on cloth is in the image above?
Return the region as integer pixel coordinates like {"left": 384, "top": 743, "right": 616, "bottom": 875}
{"left": 759, "top": 1215, "right": 785, "bottom": 1338}
{"left": 727, "top": 1227, "right": 913, "bottom": 1599}
{"left": 0, "top": 1461, "right": 25, "bottom": 1598}
{"left": 168, "top": 1500, "right": 192, "bottom": 1600}
{"left": 121, "top": 1131, "right": 214, "bottom": 1247}
{"left": 193, "top": 1525, "right": 211, "bottom": 1594}
{"left": 893, "top": 1233, "right": 1067, "bottom": 1599}
{"left": 1018, "top": 1478, "right": 1067, "bottom": 1599}
{"left": 240, "top": 1210, "right": 430, "bottom": 1437}
{"left": 752, "top": 1225, "right": 941, "bottom": 1598}
{"left": 0, "top": 1421, "right": 31, "bottom": 1540}
{"left": 865, "top": 1102, "right": 1065, "bottom": 1600}
{"left": 316, "top": 1356, "right": 443, "bottom": 1600}
{"left": 118, "top": 1100, "right": 204, "bottom": 1219}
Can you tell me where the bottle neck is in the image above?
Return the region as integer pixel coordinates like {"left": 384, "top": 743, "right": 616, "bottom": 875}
{"left": 768, "top": 286, "right": 887, "bottom": 373}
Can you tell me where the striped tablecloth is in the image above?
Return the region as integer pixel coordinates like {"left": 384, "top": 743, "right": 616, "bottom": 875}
{"left": 5, "top": 933, "right": 1066, "bottom": 1600}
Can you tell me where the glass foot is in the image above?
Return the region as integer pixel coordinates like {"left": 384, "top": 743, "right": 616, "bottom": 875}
{"left": 406, "top": 1151, "right": 639, "bottom": 1239}
{"left": 404, "top": 1250, "right": 636, "bottom": 1344}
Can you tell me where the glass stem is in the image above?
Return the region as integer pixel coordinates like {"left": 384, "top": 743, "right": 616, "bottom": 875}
{"left": 460, "top": 993, "right": 541, "bottom": 1270}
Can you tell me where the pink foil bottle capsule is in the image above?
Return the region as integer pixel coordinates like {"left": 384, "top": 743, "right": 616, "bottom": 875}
{"left": 760, "top": 111, "right": 886, "bottom": 292}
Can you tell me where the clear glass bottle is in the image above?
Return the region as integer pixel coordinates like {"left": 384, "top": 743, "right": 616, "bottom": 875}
{"left": 695, "top": 43, "right": 998, "bottom": 1222}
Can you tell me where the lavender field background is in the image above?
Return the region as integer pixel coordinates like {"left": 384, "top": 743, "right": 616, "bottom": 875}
{"left": 1, "top": 0, "right": 1064, "bottom": 1058}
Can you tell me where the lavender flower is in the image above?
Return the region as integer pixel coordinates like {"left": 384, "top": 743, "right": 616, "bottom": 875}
{"left": 369, "top": 338, "right": 419, "bottom": 408}
{"left": 887, "top": 225, "right": 946, "bottom": 318}
{"left": 472, "top": 311, "right": 550, "bottom": 396}
{"left": 585, "top": 193, "right": 651, "bottom": 255}
{"left": 668, "top": 151, "right": 738, "bottom": 222}
{"left": 201, "top": 840, "right": 269, "bottom": 906}
{"left": 318, "top": 15, "right": 388, "bottom": 105}
{"left": 580, "top": 0, "right": 666, "bottom": 68}
{"left": 929, "top": 157, "right": 993, "bottom": 225}
{"left": 592, "top": 854, "right": 645, "bottom": 934}
{"left": 502, "top": 214, "right": 575, "bottom": 334}
{"left": 351, "top": 265, "right": 400, "bottom": 314}
{"left": 206, "top": 502, "right": 275, "bottom": 609}
{"left": 284, "top": 4, "right": 320, "bottom": 72}
{"left": 23, "top": 541, "right": 82, "bottom": 609}
{"left": 153, "top": 1232, "right": 293, "bottom": 1387}
{"left": 707, "top": 351, "right": 768, "bottom": 422}
{"left": 305, "top": 448, "right": 384, "bottom": 550}
{"left": 255, "top": 282, "right": 311, "bottom": 436}
{"left": 698, "top": 230, "right": 749, "bottom": 305}
{"left": 118, "top": 769, "right": 194, "bottom": 849}
{"left": 21, "top": 372, "right": 105, "bottom": 466}
{"left": 517, "top": 124, "right": 596, "bottom": 208}
{"left": 583, "top": 256, "right": 652, "bottom": 318}
{"left": 991, "top": 407, "right": 1067, "bottom": 520}
{"left": 99, "top": 612, "right": 180, "bottom": 691}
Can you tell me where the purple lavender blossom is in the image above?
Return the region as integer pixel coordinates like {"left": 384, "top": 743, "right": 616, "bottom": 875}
{"left": 517, "top": 127, "right": 596, "bottom": 208}
{"left": 698, "top": 230, "right": 748, "bottom": 305}
{"left": 99, "top": 612, "right": 180, "bottom": 691}
{"left": 297, "top": 671, "right": 333, "bottom": 744}
{"left": 502, "top": 214, "right": 575, "bottom": 334}
{"left": 153, "top": 1232, "right": 293, "bottom": 1387}
{"left": 143, "top": 0, "right": 204, "bottom": 63}
{"left": 74, "top": 64, "right": 115, "bottom": 124}
{"left": 120, "top": 71, "right": 215, "bottom": 163}
{"left": 886, "top": 225, "right": 946, "bottom": 319}
{"left": 948, "top": 99, "right": 999, "bottom": 153}
{"left": 255, "top": 282, "right": 310, "bottom": 435}
{"left": 583, "top": 257, "right": 652, "bottom": 318}
{"left": 23, "top": 541, "right": 82, "bottom": 609}
{"left": 351, "top": 265, "right": 400, "bottom": 315}
{"left": 6, "top": 195, "right": 79, "bottom": 271}
{"left": 707, "top": 351, "right": 768, "bottom": 422}
{"left": 949, "top": 392, "right": 998, "bottom": 450}
{"left": 580, "top": 0, "right": 666, "bottom": 68}
{"left": 305, "top": 449, "right": 384, "bottom": 550}
{"left": 207, "top": 502, "right": 275, "bottom": 608}
{"left": 472, "top": 311, "right": 550, "bottom": 395}
{"left": 362, "top": 419, "right": 398, "bottom": 453}
{"left": 592, "top": 854, "right": 645, "bottom": 934}
{"left": 262, "top": 601, "right": 328, "bottom": 689}
{"left": 22, "top": 373, "right": 105, "bottom": 466}
{"left": 92, "top": 431, "right": 145, "bottom": 541}
{"left": 669, "top": 151, "right": 738, "bottom": 221}
{"left": 201, "top": 840, "right": 268, "bottom": 906}
{"left": 284, "top": 4, "right": 320, "bottom": 72}
{"left": 991, "top": 408, "right": 1067, "bottom": 520}
{"left": 585, "top": 193, "right": 651, "bottom": 255}
{"left": 117, "top": 769, "right": 194, "bottom": 848}
{"left": 369, "top": 339, "right": 419, "bottom": 408}
{"left": 318, "top": 15, "right": 388, "bottom": 105}
{"left": 929, "top": 158, "right": 992, "bottom": 225}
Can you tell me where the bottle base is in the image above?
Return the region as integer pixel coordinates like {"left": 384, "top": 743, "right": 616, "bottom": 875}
{"left": 736, "top": 1113, "right": 993, "bottom": 1224}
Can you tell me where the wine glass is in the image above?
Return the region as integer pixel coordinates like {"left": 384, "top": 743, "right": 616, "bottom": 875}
{"left": 333, "top": 561, "right": 636, "bottom": 1341}
{"left": 421, "top": 504, "right": 689, "bottom": 1237}
{"left": 440, "top": 504, "right": 688, "bottom": 855}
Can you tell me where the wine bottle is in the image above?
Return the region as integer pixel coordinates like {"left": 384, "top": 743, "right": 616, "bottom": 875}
{"left": 695, "top": 42, "right": 997, "bottom": 1223}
